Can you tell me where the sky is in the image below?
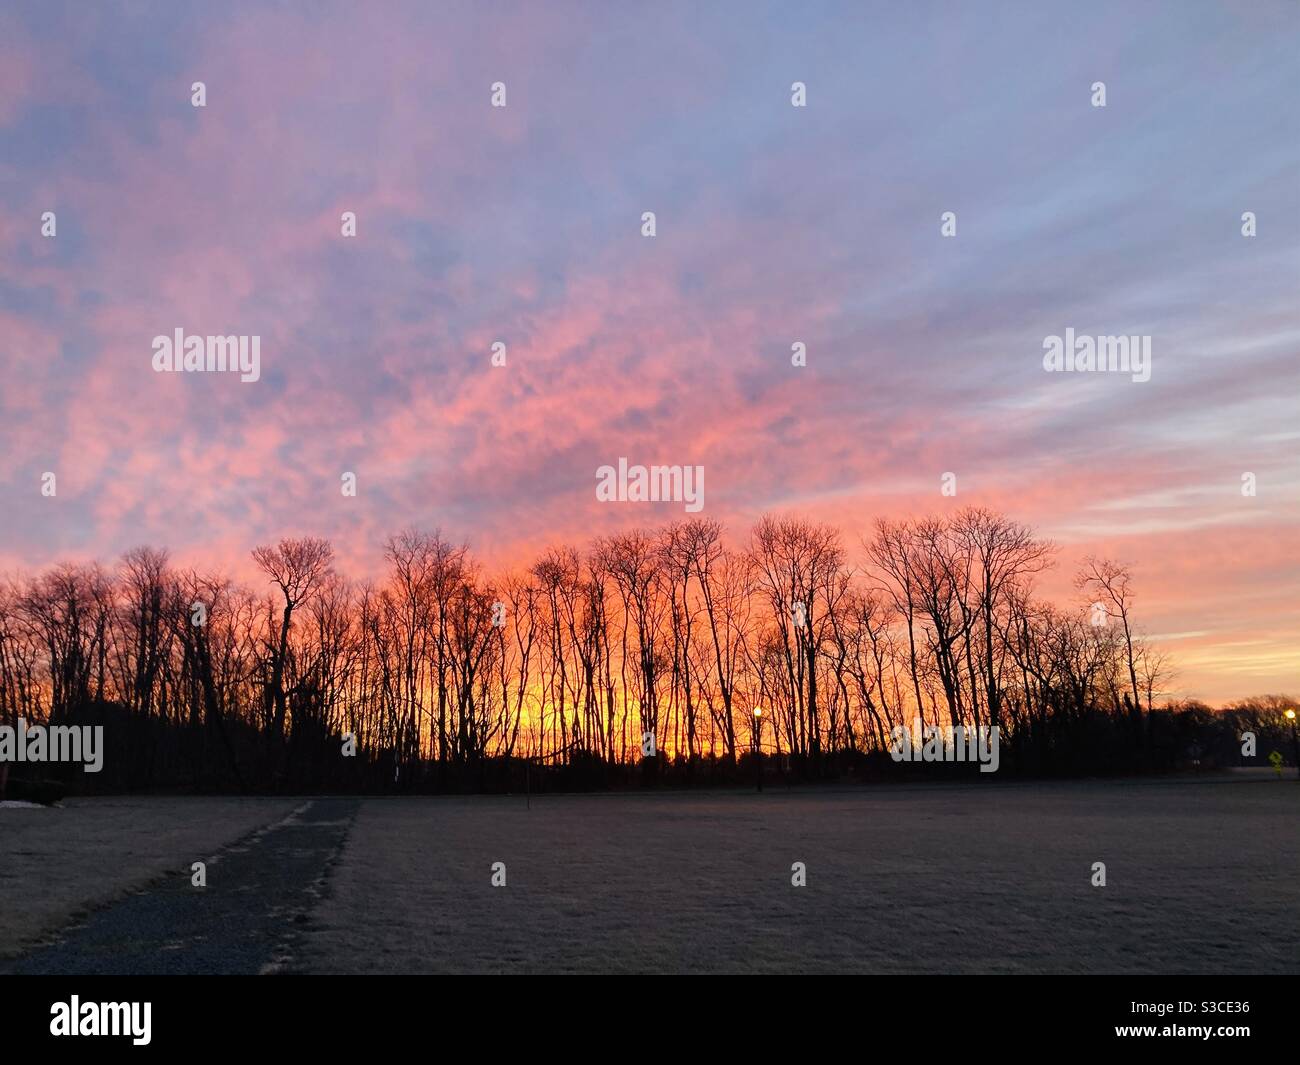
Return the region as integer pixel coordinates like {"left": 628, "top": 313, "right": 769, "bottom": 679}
{"left": 0, "top": 0, "right": 1297, "bottom": 703}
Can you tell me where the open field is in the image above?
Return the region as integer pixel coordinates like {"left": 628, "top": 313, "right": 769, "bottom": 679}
{"left": 2, "top": 774, "right": 1297, "bottom": 974}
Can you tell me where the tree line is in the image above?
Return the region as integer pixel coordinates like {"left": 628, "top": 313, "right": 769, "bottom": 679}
{"left": 0, "top": 507, "right": 1288, "bottom": 792}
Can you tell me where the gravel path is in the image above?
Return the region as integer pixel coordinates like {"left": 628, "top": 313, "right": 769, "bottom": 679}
{"left": 0, "top": 795, "right": 299, "bottom": 958}
{"left": 3, "top": 798, "right": 358, "bottom": 975}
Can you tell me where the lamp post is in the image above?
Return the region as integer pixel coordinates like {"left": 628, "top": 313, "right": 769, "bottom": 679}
{"left": 752, "top": 708, "right": 763, "bottom": 792}
{"left": 1287, "top": 709, "right": 1298, "bottom": 780}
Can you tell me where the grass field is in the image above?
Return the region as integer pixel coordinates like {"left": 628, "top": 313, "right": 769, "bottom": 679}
{"left": 2, "top": 774, "right": 1296, "bottom": 973}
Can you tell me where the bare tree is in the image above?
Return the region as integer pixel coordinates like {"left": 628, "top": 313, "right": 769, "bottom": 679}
{"left": 251, "top": 537, "right": 335, "bottom": 748}
{"left": 1075, "top": 557, "right": 1142, "bottom": 718}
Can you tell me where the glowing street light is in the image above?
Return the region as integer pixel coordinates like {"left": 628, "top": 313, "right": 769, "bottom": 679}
{"left": 1286, "top": 709, "right": 1299, "bottom": 780}
{"left": 752, "top": 708, "right": 764, "bottom": 792}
